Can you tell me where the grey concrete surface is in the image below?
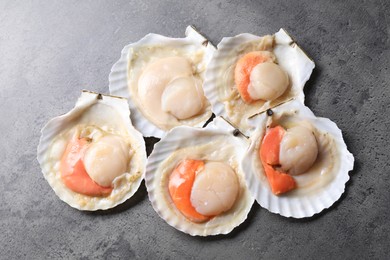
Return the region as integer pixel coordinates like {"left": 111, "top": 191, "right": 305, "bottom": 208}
{"left": 0, "top": 0, "right": 389, "bottom": 259}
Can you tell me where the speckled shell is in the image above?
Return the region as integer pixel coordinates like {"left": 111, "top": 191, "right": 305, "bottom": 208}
{"left": 203, "top": 28, "right": 315, "bottom": 135}
{"left": 145, "top": 117, "right": 254, "bottom": 236}
{"left": 109, "top": 26, "right": 216, "bottom": 138}
{"left": 242, "top": 100, "right": 354, "bottom": 218}
{"left": 37, "top": 91, "right": 147, "bottom": 211}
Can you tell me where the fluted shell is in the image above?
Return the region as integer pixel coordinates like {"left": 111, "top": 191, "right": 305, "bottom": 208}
{"left": 242, "top": 100, "right": 354, "bottom": 218}
{"left": 203, "top": 28, "right": 315, "bottom": 135}
{"left": 109, "top": 26, "right": 215, "bottom": 138}
{"left": 145, "top": 117, "right": 254, "bottom": 236}
{"left": 37, "top": 91, "right": 146, "bottom": 211}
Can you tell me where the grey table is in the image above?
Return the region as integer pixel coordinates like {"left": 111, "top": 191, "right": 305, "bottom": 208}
{"left": 1, "top": 0, "right": 389, "bottom": 259}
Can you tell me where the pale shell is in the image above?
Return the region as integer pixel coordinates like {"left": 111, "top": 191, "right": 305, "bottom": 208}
{"left": 203, "top": 28, "right": 315, "bottom": 135}
{"left": 145, "top": 117, "right": 254, "bottom": 236}
{"left": 37, "top": 91, "right": 147, "bottom": 211}
{"left": 109, "top": 26, "right": 216, "bottom": 138}
{"left": 242, "top": 100, "right": 354, "bottom": 218}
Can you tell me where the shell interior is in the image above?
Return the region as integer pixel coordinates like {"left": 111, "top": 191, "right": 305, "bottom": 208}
{"left": 37, "top": 91, "right": 147, "bottom": 211}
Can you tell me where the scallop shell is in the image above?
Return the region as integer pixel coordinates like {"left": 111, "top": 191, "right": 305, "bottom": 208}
{"left": 203, "top": 28, "right": 315, "bottom": 135}
{"left": 145, "top": 117, "right": 254, "bottom": 236}
{"left": 242, "top": 100, "right": 354, "bottom": 218}
{"left": 109, "top": 26, "right": 216, "bottom": 138}
{"left": 37, "top": 91, "right": 147, "bottom": 211}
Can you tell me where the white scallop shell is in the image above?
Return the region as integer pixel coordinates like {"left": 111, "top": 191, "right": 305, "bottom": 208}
{"left": 204, "top": 28, "right": 315, "bottom": 135}
{"left": 109, "top": 26, "right": 216, "bottom": 138}
{"left": 242, "top": 100, "right": 354, "bottom": 218}
{"left": 37, "top": 91, "right": 147, "bottom": 211}
{"left": 145, "top": 117, "right": 254, "bottom": 236}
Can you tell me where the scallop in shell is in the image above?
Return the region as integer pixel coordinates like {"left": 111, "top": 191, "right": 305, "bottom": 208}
{"left": 145, "top": 117, "right": 254, "bottom": 236}
{"left": 204, "top": 28, "right": 315, "bottom": 135}
{"left": 242, "top": 100, "right": 354, "bottom": 218}
{"left": 37, "top": 91, "right": 146, "bottom": 210}
{"left": 109, "top": 26, "right": 215, "bottom": 138}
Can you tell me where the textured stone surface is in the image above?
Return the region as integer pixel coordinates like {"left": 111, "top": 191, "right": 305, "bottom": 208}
{"left": 1, "top": 0, "right": 389, "bottom": 259}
